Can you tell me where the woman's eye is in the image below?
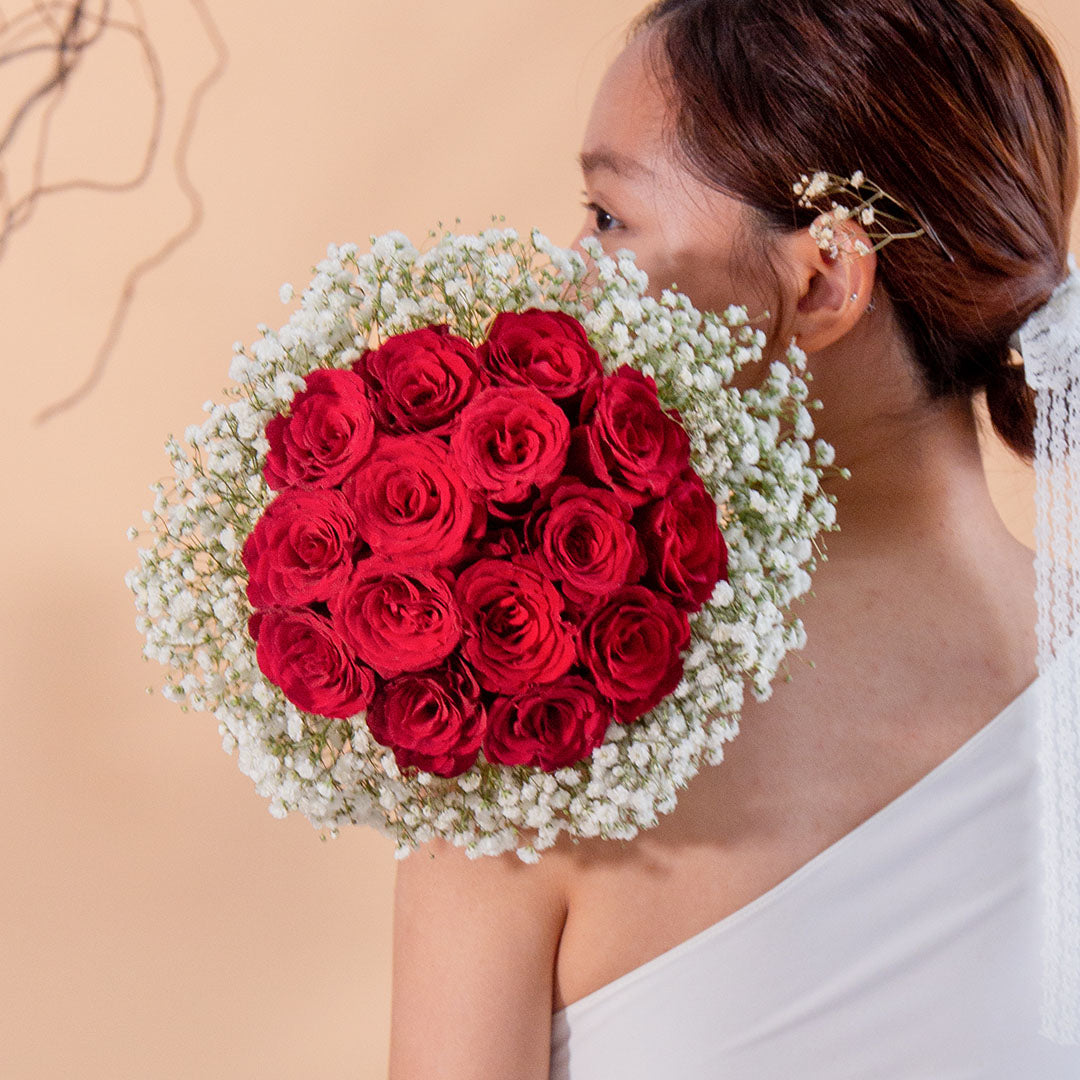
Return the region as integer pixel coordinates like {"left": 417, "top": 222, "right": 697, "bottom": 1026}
{"left": 582, "top": 200, "right": 622, "bottom": 234}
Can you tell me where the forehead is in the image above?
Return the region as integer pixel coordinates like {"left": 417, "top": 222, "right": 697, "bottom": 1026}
{"left": 581, "top": 35, "right": 670, "bottom": 171}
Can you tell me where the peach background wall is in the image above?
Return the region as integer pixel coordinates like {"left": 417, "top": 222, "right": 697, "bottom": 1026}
{"left": 1, "top": 2, "right": 1076, "bottom": 1076}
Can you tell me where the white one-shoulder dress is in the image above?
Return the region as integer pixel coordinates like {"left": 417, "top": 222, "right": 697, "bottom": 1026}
{"left": 550, "top": 674, "right": 1080, "bottom": 1078}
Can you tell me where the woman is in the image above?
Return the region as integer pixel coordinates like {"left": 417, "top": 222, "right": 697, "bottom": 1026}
{"left": 389, "top": 1, "right": 1080, "bottom": 1075}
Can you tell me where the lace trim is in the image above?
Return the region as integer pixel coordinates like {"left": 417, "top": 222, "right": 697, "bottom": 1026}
{"left": 1020, "top": 250, "right": 1080, "bottom": 1044}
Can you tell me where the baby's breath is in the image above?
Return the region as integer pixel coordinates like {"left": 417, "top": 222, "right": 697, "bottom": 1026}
{"left": 793, "top": 169, "right": 929, "bottom": 261}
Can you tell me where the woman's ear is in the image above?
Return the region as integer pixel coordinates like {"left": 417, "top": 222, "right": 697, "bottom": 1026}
{"left": 787, "top": 217, "right": 877, "bottom": 353}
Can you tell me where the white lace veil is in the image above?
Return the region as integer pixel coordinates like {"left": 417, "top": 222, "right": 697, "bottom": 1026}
{"left": 1009, "top": 250, "right": 1080, "bottom": 1044}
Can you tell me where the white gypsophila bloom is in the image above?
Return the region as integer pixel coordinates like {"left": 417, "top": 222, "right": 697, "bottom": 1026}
{"left": 127, "top": 224, "right": 838, "bottom": 861}
{"left": 815, "top": 439, "right": 836, "bottom": 466}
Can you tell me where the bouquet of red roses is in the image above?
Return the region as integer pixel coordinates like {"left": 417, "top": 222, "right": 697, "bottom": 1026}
{"left": 126, "top": 225, "right": 839, "bottom": 861}
{"left": 244, "top": 309, "right": 729, "bottom": 780}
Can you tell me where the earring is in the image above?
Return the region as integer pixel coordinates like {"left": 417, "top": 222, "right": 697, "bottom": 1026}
{"left": 850, "top": 292, "right": 859, "bottom": 302}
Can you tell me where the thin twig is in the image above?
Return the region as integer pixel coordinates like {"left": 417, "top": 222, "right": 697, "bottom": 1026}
{"left": 0, "top": 0, "right": 92, "bottom": 156}
{"left": 0, "top": 10, "right": 163, "bottom": 261}
{"left": 34, "top": 0, "right": 228, "bottom": 424}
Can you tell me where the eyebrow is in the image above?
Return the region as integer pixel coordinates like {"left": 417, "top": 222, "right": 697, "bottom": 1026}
{"left": 577, "top": 148, "right": 653, "bottom": 180}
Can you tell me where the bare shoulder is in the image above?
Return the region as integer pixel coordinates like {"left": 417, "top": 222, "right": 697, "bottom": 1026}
{"left": 388, "top": 834, "right": 570, "bottom": 1080}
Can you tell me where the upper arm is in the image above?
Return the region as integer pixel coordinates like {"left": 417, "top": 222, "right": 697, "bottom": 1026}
{"left": 388, "top": 835, "right": 569, "bottom": 1080}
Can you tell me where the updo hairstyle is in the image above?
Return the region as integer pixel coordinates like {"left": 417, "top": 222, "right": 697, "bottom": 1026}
{"left": 633, "top": 0, "right": 1079, "bottom": 461}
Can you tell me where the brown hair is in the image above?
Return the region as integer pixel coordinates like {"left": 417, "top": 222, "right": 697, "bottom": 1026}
{"left": 631, "top": 0, "right": 1078, "bottom": 461}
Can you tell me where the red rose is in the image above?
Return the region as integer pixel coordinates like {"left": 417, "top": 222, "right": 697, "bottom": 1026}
{"left": 352, "top": 325, "right": 480, "bottom": 436}
{"left": 574, "top": 365, "right": 691, "bottom": 506}
{"left": 449, "top": 384, "right": 571, "bottom": 511}
{"left": 577, "top": 584, "right": 691, "bottom": 723}
{"left": 241, "top": 488, "right": 358, "bottom": 608}
{"left": 341, "top": 433, "right": 486, "bottom": 568}
{"left": 248, "top": 607, "right": 375, "bottom": 719}
{"left": 477, "top": 309, "right": 603, "bottom": 405}
{"left": 330, "top": 558, "right": 462, "bottom": 678}
{"left": 482, "top": 676, "right": 612, "bottom": 772}
{"left": 453, "top": 524, "right": 524, "bottom": 566}
{"left": 454, "top": 555, "right": 577, "bottom": 694}
{"left": 524, "top": 477, "right": 647, "bottom": 606}
{"left": 641, "top": 469, "right": 729, "bottom": 613}
{"left": 366, "top": 657, "right": 486, "bottom": 778}
{"left": 263, "top": 368, "right": 375, "bottom": 490}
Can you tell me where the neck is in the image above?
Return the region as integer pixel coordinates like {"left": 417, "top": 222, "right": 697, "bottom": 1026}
{"left": 816, "top": 393, "right": 999, "bottom": 563}
{"left": 787, "top": 384, "right": 1038, "bottom": 696}
{"left": 745, "top": 327, "right": 1039, "bottom": 726}
{"left": 799, "top": 314, "right": 1015, "bottom": 569}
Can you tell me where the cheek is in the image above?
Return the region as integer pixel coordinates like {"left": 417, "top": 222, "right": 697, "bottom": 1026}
{"left": 634, "top": 191, "right": 740, "bottom": 308}
{"left": 639, "top": 234, "right": 779, "bottom": 391}
{"left": 667, "top": 256, "right": 728, "bottom": 311}
{"left": 639, "top": 237, "right": 741, "bottom": 315}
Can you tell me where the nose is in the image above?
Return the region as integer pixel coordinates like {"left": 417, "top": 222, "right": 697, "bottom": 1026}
{"left": 566, "top": 219, "right": 591, "bottom": 255}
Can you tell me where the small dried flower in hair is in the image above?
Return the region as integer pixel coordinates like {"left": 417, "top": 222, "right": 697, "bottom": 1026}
{"left": 793, "top": 170, "right": 933, "bottom": 262}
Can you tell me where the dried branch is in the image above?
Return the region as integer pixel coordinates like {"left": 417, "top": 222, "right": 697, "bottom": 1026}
{"left": 0, "top": 2, "right": 103, "bottom": 155}
{"left": 0, "top": 3, "right": 161, "bottom": 263}
{"left": 35, "top": 0, "right": 227, "bottom": 424}
{"left": 0, "top": 0, "right": 229, "bottom": 424}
